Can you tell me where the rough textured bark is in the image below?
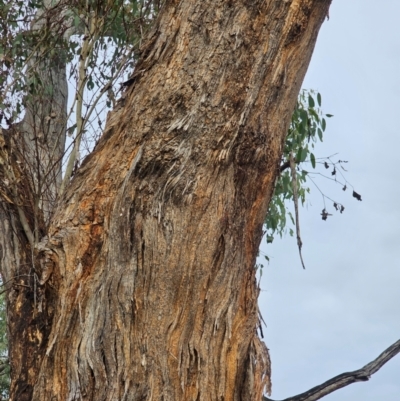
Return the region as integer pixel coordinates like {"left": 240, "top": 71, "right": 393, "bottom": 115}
{"left": 0, "top": 78, "right": 67, "bottom": 400}
{"left": 0, "top": 2, "right": 68, "bottom": 399}
{"left": 0, "top": 105, "right": 66, "bottom": 397}
{"left": 1, "top": 0, "right": 331, "bottom": 400}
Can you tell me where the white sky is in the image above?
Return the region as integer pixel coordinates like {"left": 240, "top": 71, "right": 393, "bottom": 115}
{"left": 258, "top": 1, "right": 400, "bottom": 400}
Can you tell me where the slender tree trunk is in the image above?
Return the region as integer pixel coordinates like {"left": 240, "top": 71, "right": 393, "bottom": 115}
{"left": 0, "top": 61, "right": 67, "bottom": 398}
{"left": 2, "top": 0, "right": 331, "bottom": 400}
{"left": 0, "top": 2, "right": 68, "bottom": 399}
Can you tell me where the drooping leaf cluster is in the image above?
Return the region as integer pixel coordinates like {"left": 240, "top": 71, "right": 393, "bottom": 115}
{"left": 265, "top": 90, "right": 332, "bottom": 243}
{"left": 64, "top": 0, "right": 163, "bottom": 141}
{"left": 1, "top": 0, "right": 166, "bottom": 204}
{"left": 264, "top": 90, "right": 362, "bottom": 251}
{"left": 0, "top": 0, "right": 163, "bottom": 131}
{"left": 0, "top": 0, "right": 41, "bottom": 122}
{"left": 61, "top": 0, "right": 165, "bottom": 187}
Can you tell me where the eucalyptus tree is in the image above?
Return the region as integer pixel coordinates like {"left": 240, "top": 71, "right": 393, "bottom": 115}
{"left": 0, "top": 1, "right": 398, "bottom": 401}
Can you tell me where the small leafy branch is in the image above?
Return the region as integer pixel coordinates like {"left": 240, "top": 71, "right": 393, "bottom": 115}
{"left": 263, "top": 90, "right": 362, "bottom": 266}
{"left": 307, "top": 154, "right": 362, "bottom": 220}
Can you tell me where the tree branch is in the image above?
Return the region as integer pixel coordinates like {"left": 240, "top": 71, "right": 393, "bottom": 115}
{"left": 263, "top": 339, "right": 400, "bottom": 401}
{"left": 289, "top": 152, "right": 305, "bottom": 269}
{"left": 280, "top": 159, "right": 291, "bottom": 173}
{"left": 280, "top": 156, "right": 301, "bottom": 173}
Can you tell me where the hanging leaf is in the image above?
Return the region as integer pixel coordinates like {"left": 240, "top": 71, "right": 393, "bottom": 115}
{"left": 321, "top": 209, "right": 332, "bottom": 221}
{"left": 352, "top": 191, "right": 362, "bottom": 201}
{"left": 308, "top": 94, "right": 315, "bottom": 108}
{"left": 67, "top": 124, "right": 77, "bottom": 137}
{"left": 317, "top": 128, "right": 323, "bottom": 141}
{"left": 310, "top": 153, "right": 316, "bottom": 169}
{"left": 87, "top": 77, "right": 94, "bottom": 90}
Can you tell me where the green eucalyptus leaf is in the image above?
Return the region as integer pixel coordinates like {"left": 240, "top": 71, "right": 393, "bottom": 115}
{"left": 74, "top": 15, "right": 80, "bottom": 29}
{"left": 308, "top": 94, "right": 315, "bottom": 108}
{"left": 322, "top": 118, "right": 326, "bottom": 132}
{"left": 299, "top": 109, "right": 308, "bottom": 126}
{"left": 310, "top": 153, "right": 316, "bottom": 169}
{"left": 296, "top": 147, "right": 308, "bottom": 163}
{"left": 317, "top": 92, "right": 322, "bottom": 106}
{"left": 317, "top": 128, "right": 323, "bottom": 141}
{"left": 309, "top": 108, "right": 319, "bottom": 121}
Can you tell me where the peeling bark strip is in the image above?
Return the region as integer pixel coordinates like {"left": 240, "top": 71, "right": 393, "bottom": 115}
{"left": 3, "top": 1, "right": 330, "bottom": 400}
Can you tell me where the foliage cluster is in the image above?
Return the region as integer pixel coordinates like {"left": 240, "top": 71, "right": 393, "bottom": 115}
{"left": 265, "top": 90, "right": 331, "bottom": 244}
{"left": 1, "top": 0, "right": 163, "bottom": 193}
{"left": 260, "top": 89, "right": 361, "bottom": 269}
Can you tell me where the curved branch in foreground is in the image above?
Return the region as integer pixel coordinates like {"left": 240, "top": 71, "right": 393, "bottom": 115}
{"left": 263, "top": 339, "right": 400, "bottom": 401}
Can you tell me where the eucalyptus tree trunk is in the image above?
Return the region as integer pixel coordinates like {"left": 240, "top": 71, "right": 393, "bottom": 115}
{"left": 1, "top": 0, "right": 331, "bottom": 400}
{"left": 0, "top": 71, "right": 67, "bottom": 398}
{"left": 0, "top": 2, "right": 68, "bottom": 399}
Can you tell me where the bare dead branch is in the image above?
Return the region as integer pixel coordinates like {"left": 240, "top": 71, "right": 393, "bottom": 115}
{"left": 263, "top": 339, "right": 400, "bottom": 401}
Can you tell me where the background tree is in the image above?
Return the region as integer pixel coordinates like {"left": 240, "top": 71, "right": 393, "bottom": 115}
{"left": 0, "top": 1, "right": 399, "bottom": 400}
{"left": 0, "top": 291, "right": 9, "bottom": 398}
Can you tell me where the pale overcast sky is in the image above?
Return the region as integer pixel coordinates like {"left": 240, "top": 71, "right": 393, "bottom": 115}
{"left": 258, "top": 1, "right": 400, "bottom": 400}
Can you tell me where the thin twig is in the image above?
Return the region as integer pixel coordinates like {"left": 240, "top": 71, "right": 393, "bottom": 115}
{"left": 289, "top": 153, "right": 305, "bottom": 269}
